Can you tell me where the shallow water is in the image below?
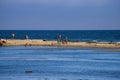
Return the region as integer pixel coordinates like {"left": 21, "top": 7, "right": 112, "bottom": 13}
{"left": 0, "top": 46, "right": 120, "bottom": 80}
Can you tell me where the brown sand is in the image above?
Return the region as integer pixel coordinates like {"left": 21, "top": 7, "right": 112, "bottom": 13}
{"left": 0, "top": 39, "right": 120, "bottom": 48}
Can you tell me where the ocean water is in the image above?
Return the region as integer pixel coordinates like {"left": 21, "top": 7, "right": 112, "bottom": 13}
{"left": 0, "top": 46, "right": 120, "bottom": 80}
{"left": 0, "top": 30, "right": 120, "bottom": 42}
{"left": 0, "top": 30, "right": 120, "bottom": 80}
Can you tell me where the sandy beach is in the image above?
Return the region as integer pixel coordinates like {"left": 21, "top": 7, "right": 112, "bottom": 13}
{"left": 0, "top": 39, "right": 120, "bottom": 48}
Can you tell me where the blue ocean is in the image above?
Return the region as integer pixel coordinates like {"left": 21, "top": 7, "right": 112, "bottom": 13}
{"left": 0, "top": 30, "right": 120, "bottom": 42}
{"left": 0, "top": 30, "right": 120, "bottom": 80}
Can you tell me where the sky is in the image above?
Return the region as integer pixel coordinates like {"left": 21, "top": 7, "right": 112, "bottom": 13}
{"left": 0, "top": 0, "right": 120, "bottom": 30}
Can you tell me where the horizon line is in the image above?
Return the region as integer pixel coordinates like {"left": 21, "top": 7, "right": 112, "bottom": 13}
{"left": 0, "top": 29, "right": 120, "bottom": 31}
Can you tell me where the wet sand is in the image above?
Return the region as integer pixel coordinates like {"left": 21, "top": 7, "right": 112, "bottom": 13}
{"left": 0, "top": 39, "right": 120, "bottom": 48}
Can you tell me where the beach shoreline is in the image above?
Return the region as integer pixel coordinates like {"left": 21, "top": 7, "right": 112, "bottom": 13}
{"left": 0, "top": 39, "right": 120, "bottom": 48}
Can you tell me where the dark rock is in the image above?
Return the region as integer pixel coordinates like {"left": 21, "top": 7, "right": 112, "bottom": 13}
{"left": 25, "top": 70, "right": 32, "bottom": 73}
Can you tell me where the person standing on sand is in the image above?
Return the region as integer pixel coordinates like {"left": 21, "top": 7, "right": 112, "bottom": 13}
{"left": 11, "top": 33, "right": 15, "bottom": 39}
{"left": 57, "top": 35, "right": 62, "bottom": 42}
{"left": 25, "top": 35, "right": 28, "bottom": 39}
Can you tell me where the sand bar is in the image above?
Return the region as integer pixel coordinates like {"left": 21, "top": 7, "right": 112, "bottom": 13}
{"left": 0, "top": 39, "right": 120, "bottom": 48}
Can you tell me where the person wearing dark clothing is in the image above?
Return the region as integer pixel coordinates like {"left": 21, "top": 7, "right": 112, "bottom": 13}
{"left": 11, "top": 33, "right": 15, "bottom": 39}
{"left": 57, "top": 35, "right": 62, "bottom": 42}
{"left": 25, "top": 35, "right": 28, "bottom": 39}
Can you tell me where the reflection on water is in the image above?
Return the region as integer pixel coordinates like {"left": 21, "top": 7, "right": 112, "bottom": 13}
{"left": 0, "top": 46, "right": 120, "bottom": 80}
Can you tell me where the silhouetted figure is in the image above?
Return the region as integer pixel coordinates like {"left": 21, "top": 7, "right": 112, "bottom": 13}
{"left": 11, "top": 33, "right": 15, "bottom": 39}
{"left": 25, "top": 35, "right": 28, "bottom": 39}
{"left": 57, "top": 35, "right": 62, "bottom": 42}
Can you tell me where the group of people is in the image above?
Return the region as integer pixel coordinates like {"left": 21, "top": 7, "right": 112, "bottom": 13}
{"left": 57, "top": 35, "right": 69, "bottom": 44}
{"left": 11, "top": 33, "right": 29, "bottom": 39}
{"left": 11, "top": 33, "right": 68, "bottom": 43}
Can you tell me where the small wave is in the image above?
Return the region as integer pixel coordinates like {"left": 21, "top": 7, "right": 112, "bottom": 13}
{"left": 93, "top": 58, "right": 120, "bottom": 61}
{"left": 0, "top": 57, "right": 120, "bottom": 63}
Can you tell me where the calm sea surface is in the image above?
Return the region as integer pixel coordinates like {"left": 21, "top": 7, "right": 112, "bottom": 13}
{"left": 0, "top": 30, "right": 120, "bottom": 42}
{"left": 0, "top": 46, "right": 120, "bottom": 80}
{"left": 0, "top": 30, "right": 120, "bottom": 80}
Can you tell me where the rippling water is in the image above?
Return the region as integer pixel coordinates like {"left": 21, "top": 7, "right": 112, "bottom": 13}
{"left": 0, "top": 46, "right": 120, "bottom": 80}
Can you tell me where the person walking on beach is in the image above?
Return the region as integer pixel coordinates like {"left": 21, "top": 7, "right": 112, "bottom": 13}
{"left": 11, "top": 33, "right": 15, "bottom": 39}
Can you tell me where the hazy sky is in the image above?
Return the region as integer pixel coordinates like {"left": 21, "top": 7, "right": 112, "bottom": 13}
{"left": 0, "top": 0, "right": 120, "bottom": 30}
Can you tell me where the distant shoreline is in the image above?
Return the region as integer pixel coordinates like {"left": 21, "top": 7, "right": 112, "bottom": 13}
{"left": 0, "top": 39, "right": 120, "bottom": 48}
